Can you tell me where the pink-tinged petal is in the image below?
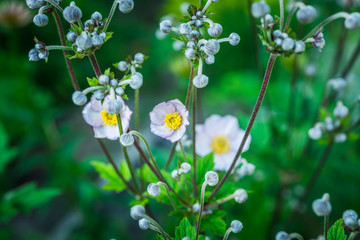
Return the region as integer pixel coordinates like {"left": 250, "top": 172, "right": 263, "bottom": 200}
{"left": 230, "top": 129, "right": 251, "bottom": 153}
{"left": 82, "top": 102, "right": 104, "bottom": 127}
{"left": 166, "top": 125, "right": 186, "bottom": 143}
{"left": 221, "top": 115, "right": 240, "bottom": 139}
{"left": 204, "top": 114, "right": 224, "bottom": 137}
{"left": 150, "top": 102, "right": 176, "bottom": 125}
{"left": 94, "top": 125, "right": 120, "bottom": 140}
{"left": 90, "top": 95, "right": 104, "bottom": 112}
{"left": 195, "top": 125, "right": 212, "bottom": 156}
{"left": 150, "top": 123, "right": 174, "bottom": 138}
{"left": 213, "top": 150, "right": 240, "bottom": 171}
{"left": 120, "top": 104, "right": 133, "bottom": 132}
{"left": 179, "top": 108, "right": 189, "bottom": 126}
{"left": 169, "top": 99, "right": 187, "bottom": 114}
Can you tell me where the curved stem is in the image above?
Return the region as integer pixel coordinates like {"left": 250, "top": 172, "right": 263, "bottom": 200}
{"left": 192, "top": 86, "right": 198, "bottom": 199}
{"left": 117, "top": 116, "right": 140, "bottom": 194}
{"left": 206, "top": 193, "right": 236, "bottom": 208}
{"left": 223, "top": 228, "right": 233, "bottom": 240}
{"left": 144, "top": 215, "right": 171, "bottom": 240}
{"left": 195, "top": 181, "right": 208, "bottom": 240}
{"left": 52, "top": 10, "right": 80, "bottom": 91}
{"left": 303, "top": 12, "right": 350, "bottom": 41}
{"left": 44, "top": 0, "right": 63, "bottom": 12}
{"left": 208, "top": 54, "right": 277, "bottom": 202}
{"left": 103, "top": 0, "right": 119, "bottom": 32}
{"left": 82, "top": 86, "right": 107, "bottom": 95}
{"left": 284, "top": 2, "right": 305, "bottom": 31}
{"left": 164, "top": 64, "right": 194, "bottom": 170}
{"left": 289, "top": 233, "right": 304, "bottom": 240}
{"left": 285, "top": 140, "right": 334, "bottom": 228}
{"left": 158, "top": 182, "right": 185, "bottom": 213}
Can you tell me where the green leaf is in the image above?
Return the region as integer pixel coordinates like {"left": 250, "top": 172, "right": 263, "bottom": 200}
{"left": 0, "top": 124, "right": 18, "bottom": 174}
{"left": 156, "top": 234, "right": 165, "bottom": 240}
{"left": 91, "top": 160, "right": 131, "bottom": 192}
{"left": 188, "top": 153, "right": 214, "bottom": 183}
{"left": 327, "top": 219, "right": 347, "bottom": 240}
{"left": 187, "top": 5, "right": 197, "bottom": 16}
{"left": 175, "top": 218, "right": 196, "bottom": 240}
{"left": 0, "top": 182, "right": 60, "bottom": 222}
{"left": 87, "top": 77, "right": 99, "bottom": 87}
{"left": 201, "top": 210, "right": 227, "bottom": 236}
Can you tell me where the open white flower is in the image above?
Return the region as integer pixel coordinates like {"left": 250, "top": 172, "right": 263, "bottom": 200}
{"left": 195, "top": 115, "right": 251, "bottom": 171}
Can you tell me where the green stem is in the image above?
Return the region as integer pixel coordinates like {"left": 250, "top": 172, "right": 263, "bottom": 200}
{"left": 206, "top": 193, "right": 235, "bottom": 208}
{"left": 284, "top": 2, "right": 304, "bottom": 31}
{"left": 324, "top": 215, "right": 328, "bottom": 240}
{"left": 195, "top": 181, "right": 208, "bottom": 240}
{"left": 178, "top": 141, "right": 188, "bottom": 163}
{"left": 117, "top": 115, "right": 140, "bottom": 194}
{"left": 208, "top": 54, "right": 277, "bottom": 202}
{"left": 303, "top": 12, "right": 350, "bottom": 40}
{"left": 103, "top": 0, "right": 119, "bottom": 32}
{"left": 46, "top": 45, "right": 74, "bottom": 51}
{"left": 192, "top": 86, "right": 198, "bottom": 199}
{"left": 158, "top": 182, "right": 186, "bottom": 213}
{"left": 279, "top": 0, "right": 284, "bottom": 31}
{"left": 134, "top": 88, "right": 144, "bottom": 191}
{"left": 348, "top": 232, "right": 359, "bottom": 240}
{"left": 144, "top": 215, "right": 171, "bottom": 240}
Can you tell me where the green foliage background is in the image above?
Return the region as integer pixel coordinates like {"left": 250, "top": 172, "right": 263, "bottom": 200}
{"left": 0, "top": 0, "right": 359, "bottom": 239}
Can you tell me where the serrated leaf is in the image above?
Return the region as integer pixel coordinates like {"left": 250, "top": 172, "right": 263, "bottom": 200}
{"left": 175, "top": 218, "right": 196, "bottom": 240}
{"left": 200, "top": 210, "right": 226, "bottom": 236}
{"left": 91, "top": 160, "right": 131, "bottom": 192}
{"left": 87, "top": 77, "right": 99, "bottom": 87}
{"left": 187, "top": 5, "right": 197, "bottom": 16}
{"left": 156, "top": 234, "right": 165, "bottom": 240}
{"left": 327, "top": 219, "right": 347, "bottom": 240}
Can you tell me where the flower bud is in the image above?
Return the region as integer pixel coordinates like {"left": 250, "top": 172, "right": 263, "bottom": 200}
{"left": 104, "top": 99, "right": 123, "bottom": 114}
{"left": 193, "top": 203, "right": 200, "bottom": 212}
{"left": 205, "top": 54, "right": 215, "bottom": 65}
{"left": 139, "top": 218, "right": 150, "bottom": 230}
{"left": 94, "top": 90, "right": 105, "bottom": 101}
{"left": 196, "top": 10, "right": 203, "bottom": 18}
{"left": 335, "top": 133, "right": 347, "bottom": 143}
{"left": 190, "top": 30, "right": 200, "bottom": 39}
{"left": 29, "top": 49, "right": 40, "bottom": 61}
{"left": 147, "top": 183, "right": 161, "bottom": 197}
{"left": 305, "top": 64, "right": 316, "bottom": 77}
{"left": 110, "top": 79, "right": 118, "bottom": 87}
{"left": 234, "top": 189, "right": 248, "bottom": 203}
{"left": 333, "top": 101, "right": 349, "bottom": 118}
{"left": 98, "top": 74, "right": 109, "bottom": 85}
{"left": 204, "top": 39, "right": 220, "bottom": 55}
{"left": 26, "top": 0, "right": 45, "bottom": 9}
{"left": 67, "top": 31, "right": 77, "bottom": 43}
{"left": 205, "top": 171, "right": 219, "bottom": 186}
{"left": 92, "top": 35, "right": 104, "bottom": 47}
{"left": 130, "top": 72, "right": 143, "bottom": 89}
{"left": 238, "top": 161, "right": 255, "bottom": 177}
{"left": 91, "top": 11, "right": 102, "bottom": 21}
{"left": 118, "top": 61, "right": 128, "bottom": 71}
{"left": 343, "top": 210, "right": 358, "bottom": 229}
{"left": 296, "top": 5, "right": 317, "bottom": 24}
{"left": 115, "top": 87, "right": 124, "bottom": 96}
{"left": 273, "top": 30, "right": 282, "bottom": 38}
{"left": 328, "top": 78, "right": 346, "bottom": 91}
{"left": 180, "top": 163, "right": 191, "bottom": 173}
{"left": 187, "top": 41, "right": 196, "bottom": 49}
{"left": 130, "top": 205, "right": 145, "bottom": 220}
{"left": 193, "top": 74, "right": 209, "bottom": 88}
{"left": 185, "top": 48, "right": 196, "bottom": 60}
{"left": 261, "top": 14, "right": 274, "bottom": 26}
{"left": 282, "top": 38, "right": 295, "bottom": 51}
{"left": 171, "top": 169, "right": 179, "bottom": 179}
{"left": 229, "top": 33, "right": 241, "bottom": 46}
{"left": 134, "top": 53, "right": 145, "bottom": 64}
{"left": 119, "top": 0, "right": 134, "bottom": 13}
{"left": 63, "top": 1, "right": 82, "bottom": 23}
{"left": 179, "top": 23, "right": 191, "bottom": 35}
{"left": 72, "top": 91, "right": 87, "bottom": 106}
{"left": 160, "top": 20, "right": 172, "bottom": 33}
{"left": 208, "top": 23, "right": 223, "bottom": 38}
{"left": 345, "top": 12, "right": 360, "bottom": 29}
{"left": 76, "top": 32, "right": 93, "bottom": 51}
{"left": 120, "top": 133, "right": 135, "bottom": 146}
{"left": 194, "top": 19, "right": 203, "bottom": 28}
{"left": 294, "top": 41, "right": 305, "bottom": 54}
{"left": 276, "top": 231, "right": 290, "bottom": 240}
{"left": 308, "top": 124, "right": 322, "bottom": 140}
{"left": 230, "top": 220, "right": 243, "bottom": 233}
{"left": 251, "top": 1, "right": 270, "bottom": 18}
{"left": 274, "top": 38, "right": 283, "bottom": 46}
{"left": 33, "top": 14, "right": 48, "bottom": 27}
{"left": 312, "top": 193, "right": 332, "bottom": 216}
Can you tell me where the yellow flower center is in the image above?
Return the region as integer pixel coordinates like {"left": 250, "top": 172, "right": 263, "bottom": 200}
{"left": 163, "top": 112, "right": 182, "bottom": 131}
{"left": 210, "top": 135, "right": 231, "bottom": 154}
{"left": 100, "top": 110, "right": 117, "bottom": 125}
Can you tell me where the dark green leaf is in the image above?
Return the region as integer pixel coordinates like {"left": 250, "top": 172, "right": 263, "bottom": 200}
{"left": 327, "top": 219, "right": 347, "bottom": 240}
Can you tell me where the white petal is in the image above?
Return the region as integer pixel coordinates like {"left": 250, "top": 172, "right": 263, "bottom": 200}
{"left": 221, "top": 115, "right": 240, "bottom": 139}
{"left": 82, "top": 102, "right": 104, "bottom": 127}
{"left": 94, "top": 125, "right": 120, "bottom": 140}
{"left": 167, "top": 125, "right": 186, "bottom": 143}
{"left": 230, "top": 129, "right": 251, "bottom": 153}
{"left": 150, "top": 123, "right": 174, "bottom": 138}
{"left": 195, "top": 125, "right": 212, "bottom": 157}
{"left": 150, "top": 102, "right": 176, "bottom": 125}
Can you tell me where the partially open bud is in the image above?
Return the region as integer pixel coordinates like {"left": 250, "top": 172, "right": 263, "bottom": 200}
{"left": 343, "top": 210, "right": 358, "bottom": 229}
{"left": 205, "top": 171, "right": 219, "bottom": 186}
{"left": 179, "top": 23, "right": 191, "bottom": 35}
{"left": 76, "top": 32, "right": 93, "bottom": 51}
{"left": 294, "top": 41, "right": 305, "bottom": 54}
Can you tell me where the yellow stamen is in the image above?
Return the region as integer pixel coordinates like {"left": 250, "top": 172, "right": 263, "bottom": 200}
{"left": 100, "top": 110, "right": 117, "bottom": 125}
{"left": 163, "top": 112, "right": 182, "bottom": 131}
{"left": 210, "top": 135, "right": 231, "bottom": 154}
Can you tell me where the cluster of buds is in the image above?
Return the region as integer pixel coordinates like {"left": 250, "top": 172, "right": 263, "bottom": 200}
{"left": 308, "top": 101, "right": 351, "bottom": 143}
{"left": 171, "top": 162, "right": 191, "bottom": 179}
{"left": 27, "top": 0, "right": 62, "bottom": 27}
{"left": 159, "top": 0, "right": 240, "bottom": 88}
{"left": 28, "top": 40, "right": 49, "bottom": 61}
{"left": 342, "top": 209, "right": 360, "bottom": 231}
{"left": 72, "top": 53, "right": 146, "bottom": 107}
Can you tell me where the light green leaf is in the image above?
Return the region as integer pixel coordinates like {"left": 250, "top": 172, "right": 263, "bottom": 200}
{"left": 91, "top": 160, "right": 131, "bottom": 192}
{"left": 201, "top": 210, "right": 227, "bottom": 236}
{"left": 327, "top": 219, "right": 347, "bottom": 240}
{"left": 87, "top": 77, "right": 99, "bottom": 87}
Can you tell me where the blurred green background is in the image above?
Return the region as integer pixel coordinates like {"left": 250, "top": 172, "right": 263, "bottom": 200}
{"left": 0, "top": 0, "right": 360, "bottom": 239}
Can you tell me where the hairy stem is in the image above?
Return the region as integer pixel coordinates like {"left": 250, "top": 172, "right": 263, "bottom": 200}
{"left": 103, "top": 0, "right": 119, "bottom": 32}
{"left": 195, "top": 181, "right": 208, "bottom": 240}
{"left": 208, "top": 54, "right": 277, "bottom": 202}
{"left": 192, "top": 86, "right": 198, "bottom": 199}
{"left": 88, "top": 53, "right": 102, "bottom": 77}
{"left": 279, "top": 0, "right": 284, "bottom": 31}
{"left": 52, "top": 10, "right": 80, "bottom": 91}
